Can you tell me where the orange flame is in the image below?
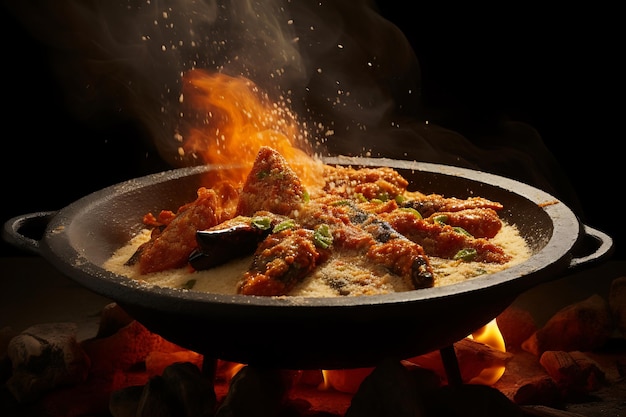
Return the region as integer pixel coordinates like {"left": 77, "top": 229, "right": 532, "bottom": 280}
{"left": 178, "top": 69, "right": 324, "bottom": 188}
{"left": 216, "top": 360, "right": 246, "bottom": 383}
{"left": 466, "top": 318, "right": 506, "bottom": 385}
{"left": 320, "top": 368, "right": 374, "bottom": 394}
{"left": 405, "top": 318, "right": 507, "bottom": 386}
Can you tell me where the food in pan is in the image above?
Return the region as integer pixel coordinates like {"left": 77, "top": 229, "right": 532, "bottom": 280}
{"left": 104, "top": 146, "right": 531, "bottom": 297}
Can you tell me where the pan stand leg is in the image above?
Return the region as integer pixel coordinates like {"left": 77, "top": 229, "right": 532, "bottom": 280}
{"left": 439, "top": 345, "right": 462, "bottom": 386}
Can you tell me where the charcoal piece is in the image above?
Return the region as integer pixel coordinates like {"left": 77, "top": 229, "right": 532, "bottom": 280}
{"left": 161, "top": 361, "right": 216, "bottom": 417}
{"left": 345, "top": 357, "right": 425, "bottom": 417}
{"left": 110, "top": 362, "right": 216, "bottom": 417}
{"left": 136, "top": 376, "right": 177, "bottom": 417}
{"left": 215, "top": 366, "right": 294, "bottom": 417}
{"left": 109, "top": 385, "right": 143, "bottom": 417}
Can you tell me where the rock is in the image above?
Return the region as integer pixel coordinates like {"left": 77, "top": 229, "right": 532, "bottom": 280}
{"left": 425, "top": 384, "right": 524, "bottom": 417}
{"left": 0, "top": 326, "right": 18, "bottom": 383}
{"left": 109, "top": 362, "right": 216, "bottom": 417}
{"left": 522, "top": 294, "right": 613, "bottom": 356}
{"left": 608, "top": 276, "right": 626, "bottom": 336}
{"left": 497, "top": 305, "right": 538, "bottom": 350}
{"left": 539, "top": 351, "right": 605, "bottom": 396}
{"left": 5, "top": 322, "right": 90, "bottom": 403}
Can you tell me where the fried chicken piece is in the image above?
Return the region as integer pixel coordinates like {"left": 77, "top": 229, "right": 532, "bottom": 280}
{"left": 297, "top": 198, "right": 435, "bottom": 289}
{"left": 322, "top": 165, "right": 409, "bottom": 200}
{"left": 135, "top": 185, "right": 237, "bottom": 274}
{"left": 425, "top": 208, "right": 503, "bottom": 239}
{"left": 366, "top": 237, "right": 433, "bottom": 290}
{"left": 237, "top": 194, "right": 435, "bottom": 296}
{"left": 401, "top": 194, "right": 504, "bottom": 218}
{"left": 380, "top": 209, "right": 511, "bottom": 263}
{"left": 236, "top": 146, "right": 309, "bottom": 217}
{"left": 353, "top": 195, "right": 502, "bottom": 239}
{"left": 237, "top": 228, "right": 325, "bottom": 296}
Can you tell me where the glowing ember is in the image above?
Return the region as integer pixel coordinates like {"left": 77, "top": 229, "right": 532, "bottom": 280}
{"left": 220, "top": 361, "right": 246, "bottom": 383}
{"left": 178, "top": 69, "right": 324, "bottom": 188}
{"left": 319, "top": 319, "right": 507, "bottom": 393}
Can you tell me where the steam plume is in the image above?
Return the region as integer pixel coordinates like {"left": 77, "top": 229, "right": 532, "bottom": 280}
{"left": 4, "top": 0, "right": 582, "bottom": 210}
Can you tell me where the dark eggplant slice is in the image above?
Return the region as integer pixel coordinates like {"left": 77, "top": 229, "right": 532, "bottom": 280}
{"left": 410, "top": 256, "right": 434, "bottom": 289}
{"left": 190, "top": 219, "right": 273, "bottom": 270}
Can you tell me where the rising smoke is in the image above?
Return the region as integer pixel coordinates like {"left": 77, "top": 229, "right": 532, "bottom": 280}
{"left": 4, "top": 0, "right": 582, "bottom": 211}
{"left": 4, "top": 0, "right": 424, "bottom": 161}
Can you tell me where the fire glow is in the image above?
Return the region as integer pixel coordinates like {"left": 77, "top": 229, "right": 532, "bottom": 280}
{"left": 178, "top": 69, "right": 326, "bottom": 188}
{"left": 319, "top": 320, "right": 507, "bottom": 393}
{"left": 467, "top": 318, "right": 507, "bottom": 385}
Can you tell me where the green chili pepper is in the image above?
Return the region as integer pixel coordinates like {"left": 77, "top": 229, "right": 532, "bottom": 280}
{"left": 453, "top": 248, "right": 477, "bottom": 262}
{"left": 398, "top": 207, "right": 423, "bottom": 219}
{"left": 273, "top": 219, "right": 296, "bottom": 233}
{"left": 313, "top": 224, "right": 333, "bottom": 249}
{"left": 376, "top": 192, "right": 390, "bottom": 202}
{"left": 181, "top": 279, "right": 196, "bottom": 290}
{"left": 354, "top": 193, "right": 367, "bottom": 203}
{"left": 452, "top": 226, "right": 473, "bottom": 238}
{"left": 251, "top": 216, "right": 272, "bottom": 230}
{"left": 433, "top": 214, "right": 448, "bottom": 224}
{"left": 257, "top": 170, "right": 284, "bottom": 180}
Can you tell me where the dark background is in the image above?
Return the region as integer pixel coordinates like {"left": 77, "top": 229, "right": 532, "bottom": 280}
{"left": 374, "top": 4, "right": 621, "bottom": 247}
{"left": 377, "top": 4, "right": 622, "bottom": 261}
{"left": 1, "top": 2, "right": 622, "bottom": 260}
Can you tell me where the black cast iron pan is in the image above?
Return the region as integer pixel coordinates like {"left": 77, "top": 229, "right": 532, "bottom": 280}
{"left": 3, "top": 156, "right": 614, "bottom": 369}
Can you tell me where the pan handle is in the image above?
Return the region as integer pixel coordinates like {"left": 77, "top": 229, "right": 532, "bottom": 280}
{"left": 568, "top": 224, "right": 614, "bottom": 270}
{"left": 2, "top": 211, "right": 57, "bottom": 255}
